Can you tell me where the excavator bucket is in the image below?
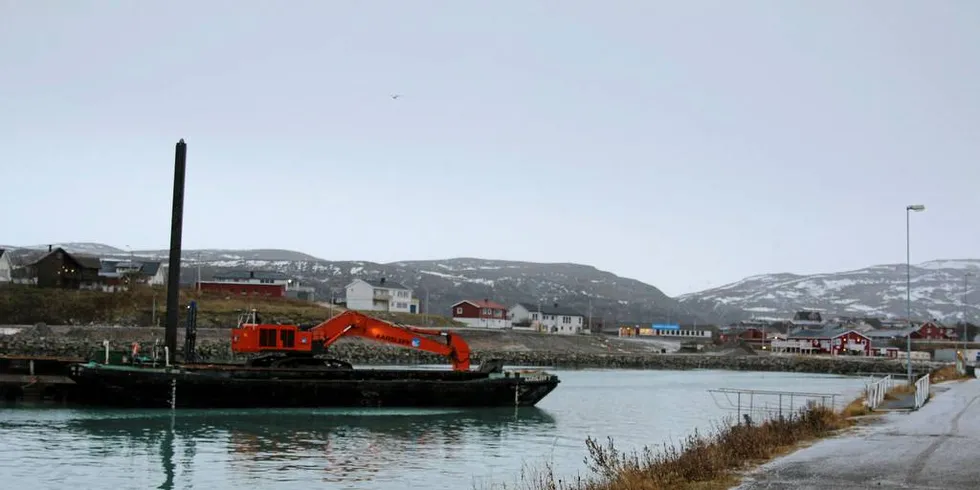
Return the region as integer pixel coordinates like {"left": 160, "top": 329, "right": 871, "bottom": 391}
{"left": 477, "top": 358, "right": 505, "bottom": 374}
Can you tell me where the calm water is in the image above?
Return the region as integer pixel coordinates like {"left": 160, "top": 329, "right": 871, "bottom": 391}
{"left": 0, "top": 368, "right": 867, "bottom": 490}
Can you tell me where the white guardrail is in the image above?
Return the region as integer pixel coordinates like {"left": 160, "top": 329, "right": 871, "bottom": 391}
{"left": 913, "top": 373, "right": 931, "bottom": 410}
{"left": 865, "top": 374, "right": 892, "bottom": 410}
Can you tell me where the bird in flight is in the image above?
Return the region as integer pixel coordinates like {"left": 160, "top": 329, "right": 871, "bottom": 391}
{"left": 390, "top": 94, "right": 401, "bottom": 100}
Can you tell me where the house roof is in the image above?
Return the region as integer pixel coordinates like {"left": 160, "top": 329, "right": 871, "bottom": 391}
{"left": 214, "top": 270, "right": 289, "bottom": 281}
{"left": 453, "top": 299, "right": 508, "bottom": 310}
{"left": 360, "top": 278, "right": 409, "bottom": 290}
{"left": 515, "top": 302, "right": 584, "bottom": 317}
{"left": 788, "top": 326, "right": 870, "bottom": 340}
{"left": 27, "top": 247, "right": 101, "bottom": 269}
{"left": 865, "top": 328, "right": 914, "bottom": 339}
{"left": 140, "top": 261, "right": 162, "bottom": 276}
{"left": 72, "top": 254, "right": 102, "bottom": 269}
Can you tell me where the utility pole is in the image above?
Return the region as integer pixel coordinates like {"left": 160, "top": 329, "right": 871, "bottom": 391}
{"left": 905, "top": 204, "right": 925, "bottom": 384}
{"left": 964, "top": 272, "right": 973, "bottom": 351}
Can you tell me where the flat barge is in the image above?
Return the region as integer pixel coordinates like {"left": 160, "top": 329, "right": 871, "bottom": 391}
{"left": 0, "top": 355, "right": 81, "bottom": 403}
{"left": 67, "top": 361, "right": 560, "bottom": 409}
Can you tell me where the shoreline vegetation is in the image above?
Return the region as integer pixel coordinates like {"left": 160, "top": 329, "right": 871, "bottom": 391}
{"left": 486, "top": 402, "right": 851, "bottom": 490}
{"left": 487, "top": 364, "right": 969, "bottom": 490}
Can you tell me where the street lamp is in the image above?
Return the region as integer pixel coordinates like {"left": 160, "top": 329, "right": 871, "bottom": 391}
{"left": 964, "top": 272, "right": 974, "bottom": 351}
{"left": 906, "top": 204, "right": 925, "bottom": 384}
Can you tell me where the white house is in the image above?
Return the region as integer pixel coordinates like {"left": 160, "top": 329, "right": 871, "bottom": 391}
{"left": 508, "top": 302, "right": 585, "bottom": 335}
{"left": 345, "top": 278, "right": 415, "bottom": 313}
{"left": 0, "top": 249, "right": 11, "bottom": 283}
{"left": 98, "top": 259, "right": 168, "bottom": 290}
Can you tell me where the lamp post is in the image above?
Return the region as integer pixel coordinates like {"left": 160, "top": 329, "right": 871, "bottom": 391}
{"left": 906, "top": 204, "right": 925, "bottom": 384}
{"left": 964, "top": 272, "right": 973, "bottom": 351}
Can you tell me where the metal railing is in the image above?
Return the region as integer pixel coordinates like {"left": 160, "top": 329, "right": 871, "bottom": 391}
{"left": 865, "top": 374, "right": 892, "bottom": 410}
{"left": 708, "top": 387, "right": 839, "bottom": 424}
{"left": 913, "top": 373, "right": 931, "bottom": 410}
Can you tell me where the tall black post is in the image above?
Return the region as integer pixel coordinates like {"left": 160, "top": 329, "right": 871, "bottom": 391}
{"left": 164, "top": 139, "right": 187, "bottom": 361}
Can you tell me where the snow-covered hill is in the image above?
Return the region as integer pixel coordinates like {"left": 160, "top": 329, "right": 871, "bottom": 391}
{"left": 3, "top": 244, "right": 707, "bottom": 325}
{"left": 678, "top": 259, "right": 980, "bottom": 323}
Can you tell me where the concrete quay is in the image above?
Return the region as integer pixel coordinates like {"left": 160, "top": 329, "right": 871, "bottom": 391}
{"left": 734, "top": 378, "right": 980, "bottom": 489}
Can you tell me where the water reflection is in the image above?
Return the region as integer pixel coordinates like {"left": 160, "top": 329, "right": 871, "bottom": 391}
{"left": 63, "top": 408, "right": 556, "bottom": 488}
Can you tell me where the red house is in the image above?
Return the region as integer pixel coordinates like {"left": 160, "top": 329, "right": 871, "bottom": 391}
{"left": 785, "top": 328, "right": 871, "bottom": 356}
{"left": 451, "top": 299, "right": 509, "bottom": 329}
{"left": 910, "top": 321, "right": 957, "bottom": 341}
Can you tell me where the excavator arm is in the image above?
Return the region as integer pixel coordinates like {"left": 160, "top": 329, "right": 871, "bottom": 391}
{"left": 308, "top": 310, "right": 472, "bottom": 371}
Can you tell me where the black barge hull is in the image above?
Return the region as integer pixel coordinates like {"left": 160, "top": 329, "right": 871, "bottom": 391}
{"left": 67, "top": 362, "right": 560, "bottom": 409}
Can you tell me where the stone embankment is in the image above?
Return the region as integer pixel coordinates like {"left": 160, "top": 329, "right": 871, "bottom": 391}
{"left": 0, "top": 324, "right": 942, "bottom": 376}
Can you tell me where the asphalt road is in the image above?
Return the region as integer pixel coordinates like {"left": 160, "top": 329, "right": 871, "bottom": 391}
{"left": 734, "top": 378, "right": 980, "bottom": 489}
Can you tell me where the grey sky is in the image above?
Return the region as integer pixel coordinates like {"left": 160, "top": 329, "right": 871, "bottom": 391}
{"left": 2, "top": 1, "right": 978, "bottom": 297}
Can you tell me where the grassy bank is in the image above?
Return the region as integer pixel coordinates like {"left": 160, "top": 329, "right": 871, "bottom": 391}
{"left": 0, "top": 285, "right": 462, "bottom": 328}
{"left": 488, "top": 403, "right": 850, "bottom": 490}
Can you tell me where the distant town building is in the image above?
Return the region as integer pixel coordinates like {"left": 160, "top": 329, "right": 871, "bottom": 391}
{"left": 23, "top": 246, "right": 102, "bottom": 289}
{"left": 344, "top": 278, "right": 415, "bottom": 313}
{"left": 910, "top": 321, "right": 958, "bottom": 341}
{"left": 791, "top": 310, "right": 825, "bottom": 329}
{"left": 451, "top": 299, "right": 509, "bottom": 329}
{"left": 197, "top": 270, "right": 292, "bottom": 298}
{"left": 286, "top": 285, "right": 317, "bottom": 302}
{"left": 99, "top": 259, "right": 166, "bottom": 290}
{"left": 774, "top": 327, "right": 872, "bottom": 356}
{"left": 508, "top": 302, "right": 585, "bottom": 335}
{"left": 620, "top": 323, "right": 712, "bottom": 340}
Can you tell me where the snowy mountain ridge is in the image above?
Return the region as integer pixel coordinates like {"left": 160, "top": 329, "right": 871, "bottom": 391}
{"left": 678, "top": 259, "right": 980, "bottom": 323}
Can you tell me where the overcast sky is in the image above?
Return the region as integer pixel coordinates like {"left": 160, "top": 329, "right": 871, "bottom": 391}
{"left": 2, "top": 1, "right": 978, "bottom": 296}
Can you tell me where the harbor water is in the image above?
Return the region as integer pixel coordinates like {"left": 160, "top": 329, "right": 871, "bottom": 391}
{"left": 0, "top": 368, "right": 868, "bottom": 489}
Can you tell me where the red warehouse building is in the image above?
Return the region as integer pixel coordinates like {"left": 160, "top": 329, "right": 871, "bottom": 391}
{"left": 196, "top": 270, "right": 292, "bottom": 298}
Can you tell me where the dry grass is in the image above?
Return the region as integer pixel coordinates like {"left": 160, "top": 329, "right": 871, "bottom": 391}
{"left": 841, "top": 394, "right": 871, "bottom": 418}
{"left": 930, "top": 364, "right": 971, "bottom": 384}
{"left": 484, "top": 403, "right": 851, "bottom": 490}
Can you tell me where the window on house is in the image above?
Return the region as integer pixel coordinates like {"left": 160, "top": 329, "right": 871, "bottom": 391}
{"left": 456, "top": 307, "right": 463, "bottom": 315}
{"left": 531, "top": 313, "right": 538, "bottom": 320}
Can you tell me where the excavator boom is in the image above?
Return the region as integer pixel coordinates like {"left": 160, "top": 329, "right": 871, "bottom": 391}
{"left": 230, "top": 309, "right": 472, "bottom": 371}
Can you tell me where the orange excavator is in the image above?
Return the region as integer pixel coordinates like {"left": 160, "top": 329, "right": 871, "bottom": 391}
{"left": 230, "top": 309, "right": 478, "bottom": 371}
